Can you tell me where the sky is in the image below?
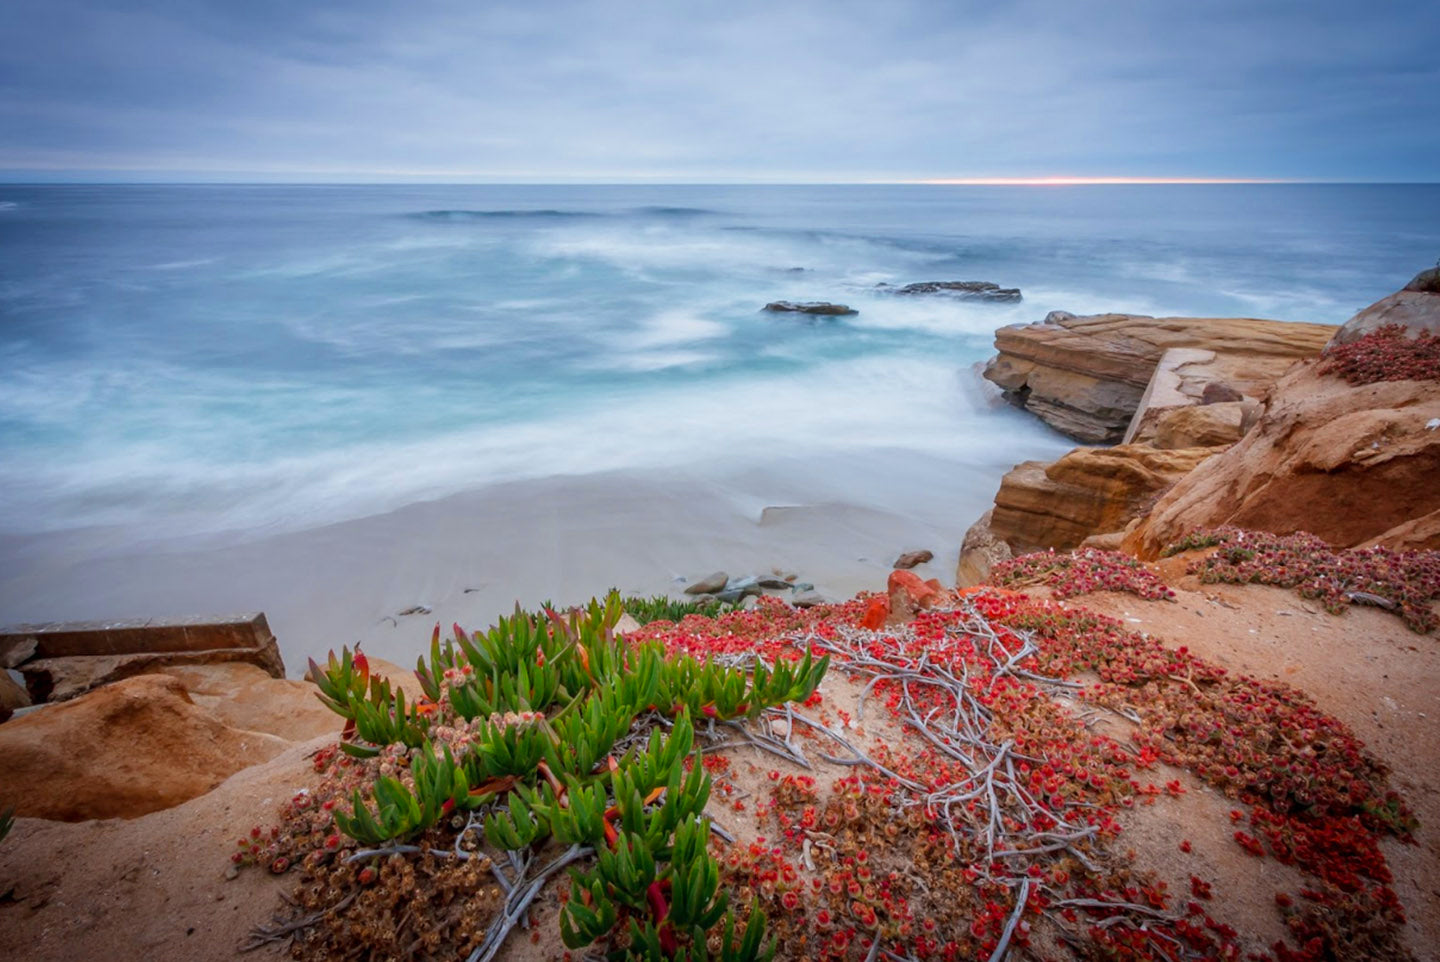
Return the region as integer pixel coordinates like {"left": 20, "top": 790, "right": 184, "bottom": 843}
{"left": 0, "top": 0, "right": 1436, "bottom": 183}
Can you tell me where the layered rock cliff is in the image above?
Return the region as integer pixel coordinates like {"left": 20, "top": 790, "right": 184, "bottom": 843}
{"left": 966, "top": 268, "right": 1440, "bottom": 580}
{"left": 983, "top": 311, "right": 1336, "bottom": 442}
{"left": 1124, "top": 363, "right": 1440, "bottom": 557}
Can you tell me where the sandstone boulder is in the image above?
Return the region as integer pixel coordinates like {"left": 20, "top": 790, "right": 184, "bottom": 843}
{"left": 989, "top": 444, "right": 1219, "bottom": 554}
{"left": 1151, "top": 402, "right": 1249, "bottom": 449}
{"left": 983, "top": 313, "right": 1335, "bottom": 442}
{"left": 1125, "top": 364, "right": 1440, "bottom": 558}
{"left": 1328, "top": 268, "right": 1440, "bottom": 345}
{"left": 0, "top": 674, "right": 288, "bottom": 821}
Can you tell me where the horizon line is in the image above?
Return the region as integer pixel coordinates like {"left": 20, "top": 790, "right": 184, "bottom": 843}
{"left": 3, "top": 179, "right": 1435, "bottom": 187}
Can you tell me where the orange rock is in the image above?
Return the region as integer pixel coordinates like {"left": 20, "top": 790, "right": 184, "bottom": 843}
{"left": 888, "top": 569, "right": 940, "bottom": 605}
{"left": 859, "top": 596, "right": 889, "bottom": 629}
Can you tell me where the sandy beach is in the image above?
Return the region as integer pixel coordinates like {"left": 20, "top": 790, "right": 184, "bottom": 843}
{"left": 0, "top": 430, "right": 1065, "bottom": 671}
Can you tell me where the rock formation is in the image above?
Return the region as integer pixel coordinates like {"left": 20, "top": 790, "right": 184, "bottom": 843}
{"left": 1124, "top": 363, "right": 1440, "bottom": 557}
{"left": 763, "top": 300, "right": 857, "bottom": 316}
{"left": 983, "top": 311, "right": 1336, "bottom": 442}
{"left": 1118, "top": 272, "right": 1440, "bottom": 557}
{"left": 886, "top": 280, "right": 1021, "bottom": 302}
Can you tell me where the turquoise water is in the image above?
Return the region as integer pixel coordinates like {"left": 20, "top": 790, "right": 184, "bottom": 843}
{"left": 1, "top": 183, "right": 1437, "bottom": 540}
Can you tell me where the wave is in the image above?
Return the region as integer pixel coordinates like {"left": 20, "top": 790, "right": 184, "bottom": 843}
{"left": 0, "top": 201, "right": 17, "bottom": 211}
{"left": 629, "top": 206, "right": 718, "bottom": 217}
{"left": 409, "top": 209, "right": 603, "bottom": 222}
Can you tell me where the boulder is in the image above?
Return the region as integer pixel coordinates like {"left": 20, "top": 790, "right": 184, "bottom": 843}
{"left": 684, "top": 571, "right": 729, "bottom": 595}
{"left": 1151, "top": 402, "right": 1249, "bottom": 450}
{"left": 1328, "top": 268, "right": 1440, "bottom": 346}
{"left": 1125, "top": 364, "right": 1440, "bottom": 558}
{"left": 990, "top": 444, "right": 1219, "bottom": 554}
{"left": 893, "top": 549, "right": 934, "bottom": 570}
{"left": 983, "top": 313, "right": 1335, "bottom": 442}
{"left": 763, "top": 301, "right": 857, "bottom": 316}
{"left": 790, "top": 590, "right": 827, "bottom": 608}
{"left": 0, "top": 674, "right": 288, "bottom": 821}
{"left": 889, "top": 281, "right": 1022, "bottom": 302}
{"left": 955, "top": 509, "right": 1013, "bottom": 588}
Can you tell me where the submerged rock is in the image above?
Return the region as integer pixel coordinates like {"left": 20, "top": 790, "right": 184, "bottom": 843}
{"left": 889, "top": 280, "right": 1021, "bottom": 302}
{"left": 763, "top": 301, "right": 857, "bottom": 316}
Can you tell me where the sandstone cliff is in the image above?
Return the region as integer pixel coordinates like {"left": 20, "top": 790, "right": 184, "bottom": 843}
{"left": 1123, "top": 362, "right": 1440, "bottom": 557}
{"left": 983, "top": 311, "right": 1336, "bottom": 442}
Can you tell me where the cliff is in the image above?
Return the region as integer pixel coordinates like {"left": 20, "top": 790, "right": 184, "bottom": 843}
{"left": 983, "top": 311, "right": 1336, "bottom": 442}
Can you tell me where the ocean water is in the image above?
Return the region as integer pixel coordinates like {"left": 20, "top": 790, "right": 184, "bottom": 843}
{"left": 1, "top": 183, "right": 1437, "bottom": 547}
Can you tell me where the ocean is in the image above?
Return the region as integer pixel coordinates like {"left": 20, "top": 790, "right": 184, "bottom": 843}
{"left": 1, "top": 183, "right": 1437, "bottom": 658}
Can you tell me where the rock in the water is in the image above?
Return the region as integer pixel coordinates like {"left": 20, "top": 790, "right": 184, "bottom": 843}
{"left": 0, "top": 674, "right": 289, "bottom": 821}
{"left": 893, "top": 550, "right": 934, "bottom": 569}
{"left": 891, "top": 280, "right": 1021, "bottom": 302}
{"left": 1328, "top": 268, "right": 1440, "bottom": 345}
{"left": 684, "top": 572, "right": 729, "bottom": 595}
{"left": 983, "top": 312, "right": 1336, "bottom": 442}
{"left": 763, "top": 301, "right": 857, "bottom": 316}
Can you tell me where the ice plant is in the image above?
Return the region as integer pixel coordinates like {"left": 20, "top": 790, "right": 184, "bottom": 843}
{"left": 992, "top": 548, "right": 1176, "bottom": 601}
{"left": 1317, "top": 323, "right": 1440, "bottom": 385}
{"left": 1165, "top": 527, "right": 1440, "bottom": 632}
{"left": 283, "top": 591, "right": 816, "bottom": 960}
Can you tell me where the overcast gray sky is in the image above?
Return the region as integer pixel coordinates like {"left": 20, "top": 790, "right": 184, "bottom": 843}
{"left": 1, "top": 0, "right": 1436, "bottom": 182}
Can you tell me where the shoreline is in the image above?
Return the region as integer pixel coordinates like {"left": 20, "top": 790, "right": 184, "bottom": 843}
{"left": 0, "top": 437, "right": 1068, "bottom": 672}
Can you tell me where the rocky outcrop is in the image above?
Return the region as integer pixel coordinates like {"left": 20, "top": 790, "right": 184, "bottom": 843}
{"left": 1328, "top": 267, "right": 1440, "bottom": 345}
{"left": 983, "top": 312, "right": 1336, "bottom": 442}
{"left": 1124, "top": 364, "right": 1440, "bottom": 557}
{"left": 0, "top": 674, "right": 290, "bottom": 821}
{"left": 763, "top": 301, "right": 856, "bottom": 316}
{"left": 955, "top": 509, "right": 1013, "bottom": 587}
{"left": 987, "top": 444, "right": 1219, "bottom": 555}
{"left": 886, "top": 280, "right": 1021, "bottom": 302}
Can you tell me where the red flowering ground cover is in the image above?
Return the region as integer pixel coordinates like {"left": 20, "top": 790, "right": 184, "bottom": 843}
{"left": 1317, "top": 324, "right": 1440, "bottom": 385}
{"left": 630, "top": 591, "right": 1414, "bottom": 961}
{"left": 1165, "top": 527, "right": 1440, "bottom": 633}
{"left": 992, "top": 548, "right": 1176, "bottom": 601}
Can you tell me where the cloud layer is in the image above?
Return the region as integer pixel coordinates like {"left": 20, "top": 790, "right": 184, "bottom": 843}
{"left": 1, "top": 0, "right": 1436, "bottom": 181}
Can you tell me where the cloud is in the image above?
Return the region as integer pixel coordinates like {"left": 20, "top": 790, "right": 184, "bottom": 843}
{"left": 0, "top": 0, "right": 1436, "bottom": 180}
